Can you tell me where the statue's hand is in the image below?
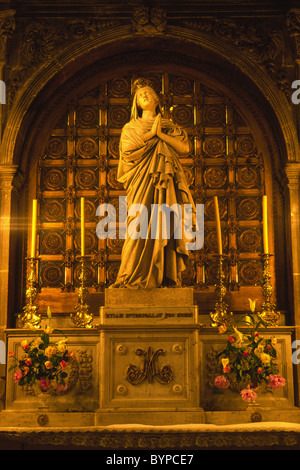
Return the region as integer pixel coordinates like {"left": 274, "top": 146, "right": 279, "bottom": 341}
{"left": 151, "top": 113, "right": 161, "bottom": 138}
{"left": 156, "top": 113, "right": 162, "bottom": 138}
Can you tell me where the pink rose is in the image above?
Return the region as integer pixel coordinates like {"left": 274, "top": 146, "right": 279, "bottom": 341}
{"left": 14, "top": 370, "right": 23, "bottom": 382}
{"left": 240, "top": 386, "right": 257, "bottom": 403}
{"left": 214, "top": 375, "right": 230, "bottom": 389}
{"left": 60, "top": 360, "right": 67, "bottom": 369}
{"left": 39, "top": 377, "right": 51, "bottom": 391}
{"left": 56, "top": 383, "right": 68, "bottom": 392}
{"left": 267, "top": 374, "right": 286, "bottom": 390}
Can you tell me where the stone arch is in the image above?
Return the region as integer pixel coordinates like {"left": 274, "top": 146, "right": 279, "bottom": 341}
{"left": 1, "top": 25, "right": 298, "bottom": 171}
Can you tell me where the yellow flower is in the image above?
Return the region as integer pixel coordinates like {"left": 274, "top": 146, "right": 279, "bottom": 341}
{"left": 31, "top": 337, "right": 43, "bottom": 349}
{"left": 21, "top": 340, "right": 30, "bottom": 351}
{"left": 254, "top": 345, "right": 264, "bottom": 357}
{"left": 261, "top": 353, "right": 271, "bottom": 365}
{"left": 248, "top": 298, "right": 257, "bottom": 313}
{"left": 221, "top": 358, "right": 229, "bottom": 368}
{"left": 45, "top": 346, "right": 56, "bottom": 358}
{"left": 233, "top": 327, "right": 244, "bottom": 348}
{"left": 218, "top": 325, "right": 227, "bottom": 334}
{"left": 271, "top": 337, "right": 277, "bottom": 346}
{"left": 45, "top": 361, "right": 53, "bottom": 369}
{"left": 44, "top": 326, "right": 53, "bottom": 334}
{"left": 56, "top": 339, "right": 68, "bottom": 353}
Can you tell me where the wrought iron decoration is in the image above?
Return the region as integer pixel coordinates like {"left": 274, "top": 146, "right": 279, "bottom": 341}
{"left": 126, "top": 347, "right": 174, "bottom": 385}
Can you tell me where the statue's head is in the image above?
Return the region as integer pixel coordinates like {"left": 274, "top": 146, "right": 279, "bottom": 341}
{"left": 131, "top": 78, "right": 162, "bottom": 119}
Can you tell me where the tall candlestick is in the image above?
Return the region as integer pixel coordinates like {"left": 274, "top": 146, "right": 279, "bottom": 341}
{"left": 214, "top": 196, "right": 222, "bottom": 255}
{"left": 263, "top": 195, "right": 269, "bottom": 254}
{"left": 30, "top": 199, "right": 37, "bottom": 258}
{"left": 81, "top": 197, "right": 85, "bottom": 256}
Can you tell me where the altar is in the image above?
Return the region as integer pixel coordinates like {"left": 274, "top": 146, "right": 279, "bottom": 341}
{"left": 1, "top": 288, "right": 299, "bottom": 438}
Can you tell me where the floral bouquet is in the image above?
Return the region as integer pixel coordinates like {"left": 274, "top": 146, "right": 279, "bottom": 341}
{"left": 214, "top": 299, "right": 285, "bottom": 404}
{"left": 9, "top": 307, "right": 76, "bottom": 394}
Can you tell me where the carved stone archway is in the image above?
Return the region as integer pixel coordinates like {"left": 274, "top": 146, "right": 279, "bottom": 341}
{"left": 0, "top": 24, "right": 299, "bottom": 333}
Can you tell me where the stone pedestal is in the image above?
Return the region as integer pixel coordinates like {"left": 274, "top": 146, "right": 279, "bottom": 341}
{"left": 97, "top": 287, "right": 205, "bottom": 424}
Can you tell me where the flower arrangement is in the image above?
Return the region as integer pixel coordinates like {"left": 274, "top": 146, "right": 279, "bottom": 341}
{"left": 9, "top": 307, "right": 76, "bottom": 394}
{"left": 214, "top": 299, "right": 285, "bottom": 404}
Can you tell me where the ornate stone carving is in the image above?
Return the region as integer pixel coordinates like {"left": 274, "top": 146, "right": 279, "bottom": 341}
{"left": 183, "top": 18, "right": 288, "bottom": 94}
{"left": 132, "top": 6, "right": 167, "bottom": 36}
{"left": 41, "top": 231, "right": 64, "bottom": 254}
{"left": 126, "top": 347, "right": 174, "bottom": 386}
{"left": 76, "top": 137, "right": 98, "bottom": 158}
{"left": 77, "top": 349, "right": 93, "bottom": 394}
{"left": 0, "top": 11, "right": 16, "bottom": 61}
{"left": 42, "top": 199, "right": 65, "bottom": 221}
{"left": 40, "top": 263, "right": 63, "bottom": 287}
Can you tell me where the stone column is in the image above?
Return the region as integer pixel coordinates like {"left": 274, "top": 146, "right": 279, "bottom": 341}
{"left": 0, "top": 164, "right": 17, "bottom": 410}
{"left": 285, "top": 164, "right": 300, "bottom": 324}
{"left": 285, "top": 163, "right": 300, "bottom": 405}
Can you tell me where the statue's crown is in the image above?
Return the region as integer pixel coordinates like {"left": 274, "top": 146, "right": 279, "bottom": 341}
{"left": 131, "top": 78, "right": 154, "bottom": 96}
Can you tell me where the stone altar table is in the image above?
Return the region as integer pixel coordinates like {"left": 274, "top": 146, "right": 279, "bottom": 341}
{"left": 1, "top": 288, "right": 300, "bottom": 430}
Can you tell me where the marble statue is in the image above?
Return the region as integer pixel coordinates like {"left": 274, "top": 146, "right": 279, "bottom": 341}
{"left": 112, "top": 78, "right": 196, "bottom": 288}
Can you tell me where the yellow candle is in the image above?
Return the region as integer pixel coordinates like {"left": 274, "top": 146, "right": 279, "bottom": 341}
{"left": 81, "top": 197, "right": 85, "bottom": 256}
{"left": 214, "top": 196, "right": 222, "bottom": 255}
{"left": 30, "top": 199, "right": 37, "bottom": 258}
{"left": 263, "top": 195, "right": 269, "bottom": 254}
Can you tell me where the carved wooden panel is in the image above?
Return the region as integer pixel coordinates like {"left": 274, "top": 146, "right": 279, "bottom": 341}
{"left": 36, "top": 72, "right": 265, "bottom": 292}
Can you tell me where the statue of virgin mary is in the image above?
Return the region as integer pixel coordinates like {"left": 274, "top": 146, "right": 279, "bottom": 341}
{"left": 111, "top": 78, "right": 196, "bottom": 288}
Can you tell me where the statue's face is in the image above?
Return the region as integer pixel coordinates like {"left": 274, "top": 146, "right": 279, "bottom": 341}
{"left": 136, "top": 86, "right": 158, "bottom": 112}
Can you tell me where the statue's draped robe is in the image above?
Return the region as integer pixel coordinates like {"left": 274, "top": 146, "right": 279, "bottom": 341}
{"left": 113, "top": 117, "right": 195, "bottom": 288}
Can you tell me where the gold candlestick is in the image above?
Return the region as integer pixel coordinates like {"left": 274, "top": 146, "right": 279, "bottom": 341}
{"left": 210, "top": 255, "right": 233, "bottom": 328}
{"left": 71, "top": 256, "right": 93, "bottom": 328}
{"left": 258, "top": 253, "right": 280, "bottom": 326}
{"left": 18, "top": 257, "right": 41, "bottom": 329}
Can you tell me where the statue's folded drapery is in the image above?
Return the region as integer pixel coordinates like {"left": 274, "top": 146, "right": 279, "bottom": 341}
{"left": 113, "top": 117, "right": 196, "bottom": 288}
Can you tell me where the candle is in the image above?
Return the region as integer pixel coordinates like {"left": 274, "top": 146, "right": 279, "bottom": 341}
{"left": 30, "top": 199, "right": 37, "bottom": 258}
{"left": 81, "top": 197, "right": 85, "bottom": 256}
{"left": 263, "top": 195, "right": 269, "bottom": 254}
{"left": 214, "top": 196, "right": 222, "bottom": 255}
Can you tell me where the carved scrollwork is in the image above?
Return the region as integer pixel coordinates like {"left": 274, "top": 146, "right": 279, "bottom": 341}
{"left": 238, "top": 229, "right": 262, "bottom": 252}
{"left": 75, "top": 168, "right": 98, "bottom": 189}
{"left": 240, "top": 261, "right": 262, "bottom": 285}
{"left": 76, "top": 137, "right": 98, "bottom": 158}
{"left": 41, "top": 231, "right": 64, "bottom": 254}
{"left": 46, "top": 137, "right": 66, "bottom": 159}
{"left": 42, "top": 168, "right": 65, "bottom": 190}
{"left": 203, "top": 136, "right": 225, "bottom": 157}
{"left": 237, "top": 198, "right": 260, "bottom": 220}
{"left": 204, "top": 105, "right": 225, "bottom": 126}
{"left": 126, "top": 347, "right": 174, "bottom": 386}
{"left": 40, "top": 263, "right": 63, "bottom": 287}
{"left": 203, "top": 167, "right": 227, "bottom": 188}
{"left": 42, "top": 199, "right": 65, "bottom": 221}
{"left": 77, "top": 106, "right": 98, "bottom": 127}
{"left": 132, "top": 6, "right": 167, "bottom": 35}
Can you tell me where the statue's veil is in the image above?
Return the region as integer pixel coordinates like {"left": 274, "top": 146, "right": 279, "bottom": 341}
{"left": 130, "top": 78, "right": 163, "bottom": 120}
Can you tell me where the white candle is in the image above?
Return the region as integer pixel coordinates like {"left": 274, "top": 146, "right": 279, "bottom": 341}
{"left": 263, "top": 195, "right": 269, "bottom": 254}
{"left": 81, "top": 197, "right": 85, "bottom": 256}
{"left": 214, "top": 196, "right": 222, "bottom": 255}
{"left": 30, "top": 199, "right": 37, "bottom": 258}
